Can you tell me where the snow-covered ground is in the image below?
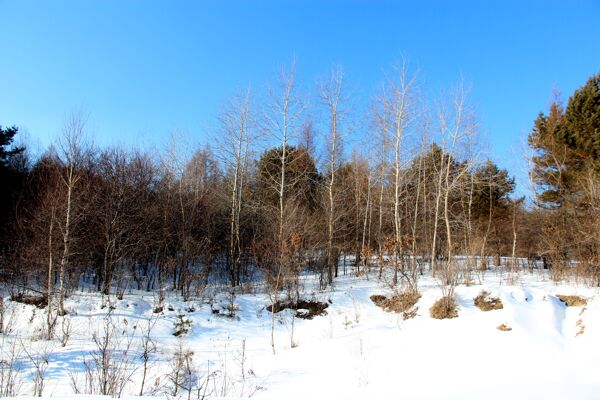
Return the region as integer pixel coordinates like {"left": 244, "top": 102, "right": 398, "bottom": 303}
{"left": 3, "top": 268, "right": 600, "bottom": 399}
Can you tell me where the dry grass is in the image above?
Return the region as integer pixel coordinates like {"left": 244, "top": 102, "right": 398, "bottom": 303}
{"left": 371, "top": 290, "right": 421, "bottom": 314}
{"left": 556, "top": 294, "right": 587, "bottom": 307}
{"left": 576, "top": 319, "right": 585, "bottom": 336}
{"left": 402, "top": 307, "right": 418, "bottom": 320}
{"left": 369, "top": 295, "right": 387, "bottom": 307}
{"left": 267, "top": 300, "right": 329, "bottom": 319}
{"left": 497, "top": 323, "right": 512, "bottom": 331}
{"left": 429, "top": 296, "right": 458, "bottom": 319}
{"left": 474, "top": 290, "right": 503, "bottom": 311}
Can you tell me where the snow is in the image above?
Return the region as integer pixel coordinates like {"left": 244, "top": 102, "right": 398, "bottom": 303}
{"left": 3, "top": 267, "right": 600, "bottom": 399}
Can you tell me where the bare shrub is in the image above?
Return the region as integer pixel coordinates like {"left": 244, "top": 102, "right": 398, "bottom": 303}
{"left": 556, "top": 294, "right": 587, "bottom": 307}
{"left": 138, "top": 316, "right": 158, "bottom": 396}
{"left": 167, "top": 340, "right": 211, "bottom": 399}
{"left": 429, "top": 295, "right": 458, "bottom": 319}
{"left": 474, "top": 290, "right": 503, "bottom": 311}
{"left": 0, "top": 337, "right": 23, "bottom": 397}
{"left": 60, "top": 316, "right": 72, "bottom": 347}
{"left": 22, "top": 342, "right": 53, "bottom": 396}
{"left": 76, "top": 313, "right": 137, "bottom": 396}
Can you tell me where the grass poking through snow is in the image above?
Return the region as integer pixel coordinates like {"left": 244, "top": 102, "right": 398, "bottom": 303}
{"left": 556, "top": 294, "right": 587, "bottom": 307}
{"left": 474, "top": 290, "right": 503, "bottom": 311}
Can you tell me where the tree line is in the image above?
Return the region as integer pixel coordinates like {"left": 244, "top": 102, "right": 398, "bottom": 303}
{"left": 0, "top": 64, "right": 598, "bottom": 319}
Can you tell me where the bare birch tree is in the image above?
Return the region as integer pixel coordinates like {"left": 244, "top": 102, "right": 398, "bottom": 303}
{"left": 319, "top": 65, "right": 348, "bottom": 285}
{"left": 436, "top": 81, "right": 475, "bottom": 294}
{"left": 217, "top": 88, "right": 254, "bottom": 287}
{"left": 56, "top": 112, "right": 89, "bottom": 315}
{"left": 383, "top": 60, "right": 418, "bottom": 286}
{"left": 261, "top": 60, "right": 306, "bottom": 354}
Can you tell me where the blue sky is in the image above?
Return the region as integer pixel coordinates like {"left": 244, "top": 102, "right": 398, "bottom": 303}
{"left": 1, "top": 0, "right": 599, "bottom": 194}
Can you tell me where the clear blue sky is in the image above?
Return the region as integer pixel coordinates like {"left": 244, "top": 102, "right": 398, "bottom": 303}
{"left": 1, "top": 0, "right": 599, "bottom": 193}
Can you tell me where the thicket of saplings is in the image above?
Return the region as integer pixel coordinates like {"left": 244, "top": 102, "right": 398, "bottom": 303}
{"left": 0, "top": 66, "right": 598, "bottom": 397}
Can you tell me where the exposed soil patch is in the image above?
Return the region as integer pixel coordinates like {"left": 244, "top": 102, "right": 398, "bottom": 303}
{"left": 474, "top": 290, "right": 503, "bottom": 311}
{"left": 267, "top": 300, "right": 328, "bottom": 319}
{"left": 556, "top": 294, "right": 587, "bottom": 307}
{"left": 10, "top": 293, "right": 47, "bottom": 308}
{"left": 430, "top": 295, "right": 458, "bottom": 319}
{"left": 370, "top": 291, "right": 421, "bottom": 314}
{"left": 497, "top": 323, "right": 512, "bottom": 331}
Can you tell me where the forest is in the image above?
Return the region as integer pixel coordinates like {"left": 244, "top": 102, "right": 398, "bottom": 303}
{"left": 0, "top": 64, "right": 599, "bottom": 341}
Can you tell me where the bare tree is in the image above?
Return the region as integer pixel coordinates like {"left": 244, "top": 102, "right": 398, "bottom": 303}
{"left": 217, "top": 88, "right": 254, "bottom": 287}
{"left": 259, "top": 59, "right": 308, "bottom": 353}
{"left": 435, "top": 81, "right": 476, "bottom": 294}
{"left": 377, "top": 60, "right": 418, "bottom": 286}
{"left": 46, "top": 205, "right": 57, "bottom": 339}
{"left": 319, "top": 65, "right": 348, "bottom": 285}
{"left": 371, "top": 83, "right": 391, "bottom": 275}
{"left": 55, "top": 112, "right": 89, "bottom": 315}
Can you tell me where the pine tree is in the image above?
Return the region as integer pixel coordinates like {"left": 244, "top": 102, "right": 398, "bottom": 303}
{"left": 0, "top": 125, "right": 26, "bottom": 240}
{"left": 528, "top": 101, "right": 569, "bottom": 207}
{"left": 558, "top": 73, "right": 600, "bottom": 167}
{"left": 529, "top": 74, "right": 600, "bottom": 209}
{"left": 0, "top": 125, "right": 24, "bottom": 167}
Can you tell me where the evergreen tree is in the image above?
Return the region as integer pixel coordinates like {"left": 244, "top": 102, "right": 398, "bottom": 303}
{"left": 0, "top": 125, "right": 27, "bottom": 242}
{"left": 529, "top": 74, "right": 600, "bottom": 208}
{"left": 528, "top": 101, "right": 569, "bottom": 207}
{"left": 257, "top": 146, "right": 322, "bottom": 211}
{"left": 558, "top": 73, "right": 600, "bottom": 167}
{"left": 0, "top": 125, "right": 24, "bottom": 167}
{"left": 471, "top": 160, "right": 515, "bottom": 219}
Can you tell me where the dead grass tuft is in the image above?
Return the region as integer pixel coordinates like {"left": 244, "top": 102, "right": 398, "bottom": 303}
{"left": 576, "top": 319, "right": 585, "bottom": 336}
{"left": 371, "top": 291, "right": 421, "bottom": 314}
{"left": 474, "top": 290, "right": 503, "bottom": 311}
{"left": 369, "top": 295, "right": 387, "bottom": 307}
{"left": 402, "top": 306, "right": 418, "bottom": 320}
{"left": 556, "top": 294, "right": 587, "bottom": 307}
{"left": 429, "top": 296, "right": 458, "bottom": 319}
{"left": 497, "top": 323, "right": 512, "bottom": 331}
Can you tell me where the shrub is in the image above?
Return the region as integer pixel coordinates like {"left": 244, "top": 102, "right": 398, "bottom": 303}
{"left": 369, "top": 295, "right": 387, "bottom": 307}
{"left": 474, "top": 290, "right": 503, "bottom": 311}
{"left": 556, "top": 294, "right": 587, "bottom": 307}
{"left": 429, "top": 296, "right": 458, "bottom": 319}
{"left": 371, "top": 290, "right": 421, "bottom": 314}
{"left": 10, "top": 293, "right": 47, "bottom": 309}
